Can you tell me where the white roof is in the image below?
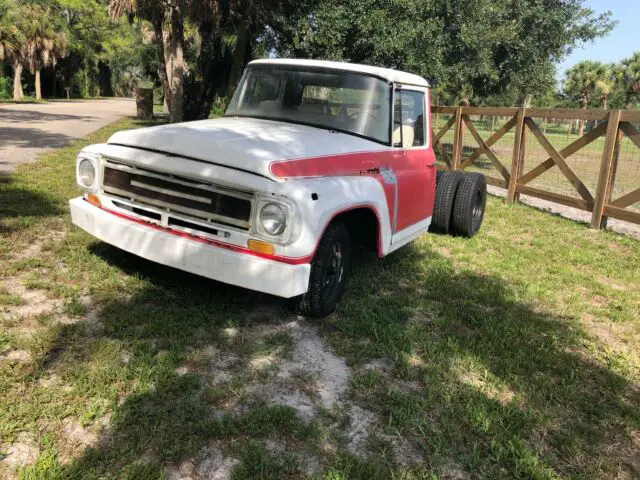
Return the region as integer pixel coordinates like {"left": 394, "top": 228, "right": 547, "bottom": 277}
{"left": 248, "top": 58, "right": 429, "bottom": 87}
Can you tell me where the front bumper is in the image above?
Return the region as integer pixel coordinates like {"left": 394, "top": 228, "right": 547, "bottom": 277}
{"left": 69, "top": 197, "right": 310, "bottom": 298}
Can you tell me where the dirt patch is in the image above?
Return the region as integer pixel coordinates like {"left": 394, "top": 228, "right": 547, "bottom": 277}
{"left": 0, "top": 432, "right": 39, "bottom": 475}
{"left": 0, "top": 349, "right": 32, "bottom": 364}
{"left": 346, "top": 405, "right": 378, "bottom": 453}
{"left": 440, "top": 461, "right": 471, "bottom": 479}
{"left": 0, "top": 277, "right": 60, "bottom": 321}
{"left": 13, "top": 231, "right": 66, "bottom": 261}
{"left": 277, "top": 322, "right": 349, "bottom": 409}
{"left": 232, "top": 320, "right": 350, "bottom": 418}
{"left": 165, "top": 445, "right": 238, "bottom": 480}
{"left": 61, "top": 419, "right": 99, "bottom": 448}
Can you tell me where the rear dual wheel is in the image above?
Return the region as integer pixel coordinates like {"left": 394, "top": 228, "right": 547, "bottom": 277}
{"left": 430, "top": 171, "right": 486, "bottom": 237}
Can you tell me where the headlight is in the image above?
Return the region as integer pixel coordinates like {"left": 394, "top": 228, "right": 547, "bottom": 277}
{"left": 259, "top": 202, "right": 287, "bottom": 235}
{"left": 78, "top": 159, "right": 96, "bottom": 188}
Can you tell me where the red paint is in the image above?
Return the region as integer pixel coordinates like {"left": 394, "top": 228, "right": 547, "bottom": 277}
{"left": 385, "top": 148, "right": 436, "bottom": 232}
{"left": 270, "top": 144, "right": 436, "bottom": 234}
{"left": 91, "top": 200, "right": 314, "bottom": 265}
{"left": 270, "top": 149, "right": 394, "bottom": 178}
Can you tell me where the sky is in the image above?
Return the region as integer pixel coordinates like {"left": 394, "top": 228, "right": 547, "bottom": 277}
{"left": 556, "top": 0, "right": 640, "bottom": 82}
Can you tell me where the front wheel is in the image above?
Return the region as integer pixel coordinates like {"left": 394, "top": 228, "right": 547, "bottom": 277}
{"left": 291, "top": 223, "right": 352, "bottom": 317}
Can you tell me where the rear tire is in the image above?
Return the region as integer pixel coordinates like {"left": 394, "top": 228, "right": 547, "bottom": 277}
{"left": 429, "top": 170, "right": 463, "bottom": 234}
{"left": 451, "top": 172, "right": 487, "bottom": 237}
{"left": 292, "top": 223, "right": 352, "bottom": 317}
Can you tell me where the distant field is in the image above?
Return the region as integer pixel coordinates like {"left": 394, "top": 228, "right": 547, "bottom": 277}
{"left": 432, "top": 114, "right": 640, "bottom": 212}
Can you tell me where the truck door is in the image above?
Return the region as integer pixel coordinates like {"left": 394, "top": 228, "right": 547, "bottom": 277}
{"left": 385, "top": 88, "right": 436, "bottom": 240}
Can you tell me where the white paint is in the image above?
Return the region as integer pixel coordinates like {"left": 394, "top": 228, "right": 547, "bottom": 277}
{"left": 249, "top": 58, "right": 429, "bottom": 87}
{"left": 389, "top": 216, "right": 432, "bottom": 252}
{"left": 106, "top": 117, "right": 386, "bottom": 179}
{"left": 69, "top": 197, "right": 310, "bottom": 298}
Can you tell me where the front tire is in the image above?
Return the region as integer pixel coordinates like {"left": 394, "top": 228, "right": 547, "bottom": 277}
{"left": 293, "top": 223, "right": 352, "bottom": 317}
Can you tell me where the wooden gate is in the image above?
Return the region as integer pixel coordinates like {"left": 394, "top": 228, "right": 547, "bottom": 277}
{"left": 431, "top": 106, "right": 640, "bottom": 229}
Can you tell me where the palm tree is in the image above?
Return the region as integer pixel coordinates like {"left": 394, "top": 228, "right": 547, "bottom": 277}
{"left": 615, "top": 52, "right": 640, "bottom": 109}
{"left": 109, "top": 0, "right": 211, "bottom": 122}
{"left": 564, "top": 61, "right": 608, "bottom": 135}
{"left": 21, "top": 4, "right": 68, "bottom": 100}
{"left": 0, "top": 0, "right": 25, "bottom": 100}
{"left": 591, "top": 63, "right": 616, "bottom": 110}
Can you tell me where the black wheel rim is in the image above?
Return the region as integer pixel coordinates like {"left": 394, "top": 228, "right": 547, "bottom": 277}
{"left": 322, "top": 242, "right": 343, "bottom": 300}
{"left": 472, "top": 190, "right": 484, "bottom": 231}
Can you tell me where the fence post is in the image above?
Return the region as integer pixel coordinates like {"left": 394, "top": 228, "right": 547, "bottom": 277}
{"left": 601, "top": 126, "right": 624, "bottom": 229}
{"left": 507, "top": 108, "right": 526, "bottom": 201}
{"left": 452, "top": 106, "right": 464, "bottom": 170}
{"left": 591, "top": 110, "right": 622, "bottom": 229}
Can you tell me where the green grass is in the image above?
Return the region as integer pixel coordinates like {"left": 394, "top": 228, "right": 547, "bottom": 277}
{"left": 0, "top": 117, "right": 639, "bottom": 479}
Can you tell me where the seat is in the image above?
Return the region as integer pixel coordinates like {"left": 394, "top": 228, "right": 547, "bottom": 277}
{"left": 392, "top": 125, "right": 415, "bottom": 148}
{"left": 260, "top": 100, "right": 281, "bottom": 112}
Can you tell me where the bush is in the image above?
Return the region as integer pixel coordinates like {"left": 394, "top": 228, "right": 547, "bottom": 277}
{"left": 0, "top": 75, "right": 11, "bottom": 100}
{"left": 72, "top": 69, "right": 90, "bottom": 98}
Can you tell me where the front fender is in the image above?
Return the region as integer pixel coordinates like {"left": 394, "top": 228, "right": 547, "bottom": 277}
{"left": 279, "top": 175, "right": 392, "bottom": 258}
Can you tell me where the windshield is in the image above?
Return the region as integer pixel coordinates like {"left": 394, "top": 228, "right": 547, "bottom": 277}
{"left": 225, "top": 65, "right": 392, "bottom": 144}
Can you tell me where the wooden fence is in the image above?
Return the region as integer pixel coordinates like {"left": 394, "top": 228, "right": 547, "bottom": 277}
{"left": 431, "top": 106, "right": 640, "bottom": 229}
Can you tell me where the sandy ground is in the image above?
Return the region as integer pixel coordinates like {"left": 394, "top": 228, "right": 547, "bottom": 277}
{"left": 487, "top": 185, "right": 640, "bottom": 239}
{"left": 0, "top": 98, "right": 134, "bottom": 174}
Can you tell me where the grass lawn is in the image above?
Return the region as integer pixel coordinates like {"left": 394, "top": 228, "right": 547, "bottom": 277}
{"left": 1, "top": 117, "right": 639, "bottom": 479}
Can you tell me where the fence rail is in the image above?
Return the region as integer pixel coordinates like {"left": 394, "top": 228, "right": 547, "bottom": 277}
{"left": 431, "top": 106, "right": 640, "bottom": 229}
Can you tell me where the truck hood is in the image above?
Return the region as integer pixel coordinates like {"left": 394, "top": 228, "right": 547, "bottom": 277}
{"left": 107, "top": 117, "right": 384, "bottom": 179}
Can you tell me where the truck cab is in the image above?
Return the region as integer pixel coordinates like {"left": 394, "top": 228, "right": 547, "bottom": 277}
{"left": 70, "top": 59, "right": 485, "bottom": 316}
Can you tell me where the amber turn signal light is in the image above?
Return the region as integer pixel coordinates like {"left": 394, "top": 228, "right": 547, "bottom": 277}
{"left": 86, "top": 193, "right": 101, "bottom": 208}
{"left": 247, "top": 239, "right": 275, "bottom": 255}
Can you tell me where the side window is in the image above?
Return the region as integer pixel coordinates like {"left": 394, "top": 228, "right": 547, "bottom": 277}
{"left": 392, "top": 90, "right": 425, "bottom": 148}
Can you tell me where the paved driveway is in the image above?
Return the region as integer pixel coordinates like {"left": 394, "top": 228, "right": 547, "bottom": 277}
{"left": 0, "top": 98, "right": 134, "bottom": 174}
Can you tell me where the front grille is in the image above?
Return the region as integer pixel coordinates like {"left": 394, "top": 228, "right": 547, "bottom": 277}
{"left": 102, "top": 160, "right": 253, "bottom": 230}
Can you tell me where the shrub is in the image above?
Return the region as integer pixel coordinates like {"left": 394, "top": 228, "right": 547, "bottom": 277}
{"left": 0, "top": 74, "right": 11, "bottom": 99}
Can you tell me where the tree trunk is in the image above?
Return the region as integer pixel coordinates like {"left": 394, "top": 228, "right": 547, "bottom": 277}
{"left": 517, "top": 92, "right": 532, "bottom": 108}
{"left": 153, "top": 19, "right": 171, "bottom": 115}
{"left": 163, "top": 8, "right": 186, "bottom": 123}
{"left": 184, "top": 23, "right": 223, "bottom": 121}
{"left": 600, "top": 95, "right": 608, "bottom": 110}
{"left": 227, "top": 24, "right": 250, "bottom": 100}
{"left": 35, "top": 69, "right": 42, "bottom": 100}
{"left": 13, "top": 61, "right": 23, "bottom": 100}
{"left": 578, "top": 96, "right": 587, "bottom": 136}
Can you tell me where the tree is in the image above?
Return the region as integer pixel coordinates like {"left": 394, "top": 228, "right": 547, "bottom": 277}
{"left": 21, "top": 3, "right": 68, "bottom": 100}
{"left": 109, "top": 0, "right": 213, "bottom": 123}
{"left": 614, "top": 52, "right": 640, "bottom": 109}
{"left": 268, "top": 0, "right": 613, "bottom": 106}
{"left": 595, "top": 65, "right": 615, "bottom": 110}
{"left": 0, "top": 0, "right": 26, "bottom": 100}
{"left": 564, "top": 61, "right": 608, "bottom": 134}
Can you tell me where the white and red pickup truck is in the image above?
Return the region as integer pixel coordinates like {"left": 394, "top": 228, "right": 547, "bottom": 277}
{"left": 70, "top": 59, "right": 486, "bottom": 316}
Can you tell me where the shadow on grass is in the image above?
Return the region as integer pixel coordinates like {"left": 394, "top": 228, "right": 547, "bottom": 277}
{"left": 37, "top": 239, "right": 640, "bottom": 479}
{"left": 0, "top": 175, "right": 63, "bottom": 234}
{"left": 338, "top": 245, "right": 640, "bottom": 477}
